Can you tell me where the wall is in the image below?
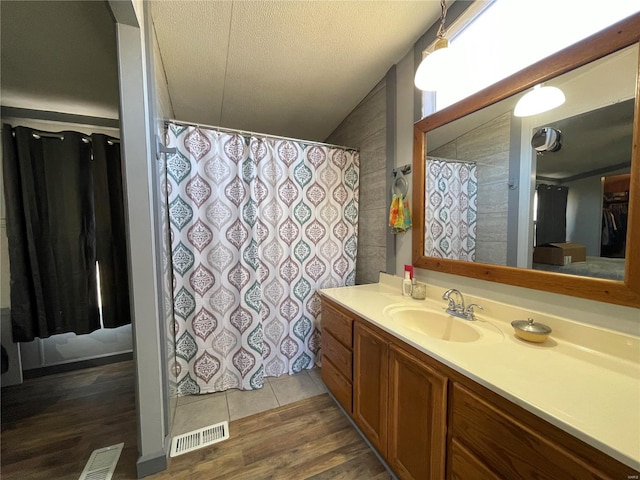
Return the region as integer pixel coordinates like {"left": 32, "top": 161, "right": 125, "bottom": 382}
{"left": 149, "top": 3, "right": 179, "bottom": 438}
{"left": 394, "top": 49, "right": 415, "bottom": 276}
{"left": 111, "top": 1, "right": 171, "bottom": 474}
{"left": 429, "top": 112, "right": 511, "bottom": 265}
{"left": 325, "top": 78, "right": 389, "bottom": 284}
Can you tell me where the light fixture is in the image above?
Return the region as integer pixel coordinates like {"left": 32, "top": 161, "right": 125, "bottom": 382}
{"left": 414, "top": 0, "right": 452, "bottom": 92}
{"left": 531, "top": 127, "right": 562, "bottom": 153}
{"left": 514, "top": 84, "right": 566, "bottom": 117}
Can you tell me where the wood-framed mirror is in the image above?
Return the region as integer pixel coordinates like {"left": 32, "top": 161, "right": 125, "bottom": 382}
{"left": 412, "top": 13, "right": 640, "bottom": 308}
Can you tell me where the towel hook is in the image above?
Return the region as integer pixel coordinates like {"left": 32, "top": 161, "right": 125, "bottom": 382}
{"left": 392, "top": 170, "right": 408, "bottom": 197}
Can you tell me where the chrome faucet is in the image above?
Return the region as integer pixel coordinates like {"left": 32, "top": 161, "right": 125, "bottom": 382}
{"left": 442, "top": 288, "right": 465, "bottom": 313}
{"left": 442, "top": 288, "right": 483, "bottom": 321}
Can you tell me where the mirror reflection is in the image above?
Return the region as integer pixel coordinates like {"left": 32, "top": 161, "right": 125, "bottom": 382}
{"left": 424, "top": 44, "right": 637, "bottom": 281}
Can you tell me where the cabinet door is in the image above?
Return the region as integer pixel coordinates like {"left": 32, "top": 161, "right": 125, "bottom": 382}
{"left": 388, "top": 344, "right": 447, "bottom": 480}
{"left": 353, "top": 321, "right": 389, "bottom": 458}
{"left": 450, "top": 382, "right": 617, "bottom": 480}
{"left": 448, "top": 438, "right": 501, "bottom": 480}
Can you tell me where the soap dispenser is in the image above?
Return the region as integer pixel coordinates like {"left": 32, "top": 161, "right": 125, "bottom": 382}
{"left": 402, "top": 271, "right": 412, "bottom": 296}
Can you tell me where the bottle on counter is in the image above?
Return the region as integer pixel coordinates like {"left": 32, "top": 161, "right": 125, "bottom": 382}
{"left": 402, "top": 271, "right": 412, "bottom": 296}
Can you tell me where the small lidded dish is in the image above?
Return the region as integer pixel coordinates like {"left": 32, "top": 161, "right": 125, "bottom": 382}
{"left": 511, "top": 318, "right": 552, "bottom": 343}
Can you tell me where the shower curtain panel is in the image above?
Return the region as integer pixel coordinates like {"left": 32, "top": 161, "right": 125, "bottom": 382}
{"left": 2, "top": 126, "right": 130, "bottom": 342}
{"left": 425, "top": 157, "right": 478, "bottom": 261}
{"left": 166, "top": 123, "right": 359, "bottom": 394}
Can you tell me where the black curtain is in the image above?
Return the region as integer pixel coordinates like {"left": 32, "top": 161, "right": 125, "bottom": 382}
{"left": 91, "top": 134, "right": 131, "bottom": 329}
{"left": 2, "top": 125, "right": 130, "bottom": 342}
{"left": 536, "top": 184, "right": 568, "bottom": 246}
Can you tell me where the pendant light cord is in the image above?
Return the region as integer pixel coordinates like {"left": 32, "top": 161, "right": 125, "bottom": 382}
{"left": 436, "top": 0, "right": 448, "bottom": 39}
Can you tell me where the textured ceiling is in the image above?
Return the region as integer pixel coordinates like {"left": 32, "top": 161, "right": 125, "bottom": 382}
{"left": 0, "top": 0, "right": 119, "bottom": 119}
{"left": 0, "top": 1, "right": 441, "bottom": 142}
{"left": 152, "top": 1, "right": 442, "bottom": 141}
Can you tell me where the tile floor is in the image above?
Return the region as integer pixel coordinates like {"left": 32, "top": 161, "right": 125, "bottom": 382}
{"left": 171, "top": 367, "right": 327, "bottom": 437}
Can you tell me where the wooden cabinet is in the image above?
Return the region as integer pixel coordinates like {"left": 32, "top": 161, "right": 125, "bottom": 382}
{"left": 448, "top": 382, "right": 635, "bottom": 480}
{"left": 353, "top": 320, "right": 389, "bottom": 457}
{"left": 320, "top": 299, "right": 639, "bottom": 480}
{"left": 353, "top": 320, "right": 448, "bottom": 479}
{"left": 320, "top": 299, "right": 353, "bottom": 413}
{"left": 388, "top": 344, "right": 447, "bottom": 480}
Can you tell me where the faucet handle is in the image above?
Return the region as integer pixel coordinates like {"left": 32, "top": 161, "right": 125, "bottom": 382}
{"left": 464, "top": 303, "right": 483, "bottom": 320}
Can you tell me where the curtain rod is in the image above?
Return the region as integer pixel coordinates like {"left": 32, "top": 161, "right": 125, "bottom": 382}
{"left": 11, "top": 128, "right": 120, "bottom": 145}
{"left": 166, "top": 119, "right": 358, "bottom": 152}
{"left": 1, "top": 106, "right": 120, "bottom": 129}
{"left": 427, "top": 155, "right": 477, "bottom": 165}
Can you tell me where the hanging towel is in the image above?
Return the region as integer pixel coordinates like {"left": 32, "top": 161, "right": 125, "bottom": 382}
{"left": 389, "top": 193, "right": 412, "bottom": 233}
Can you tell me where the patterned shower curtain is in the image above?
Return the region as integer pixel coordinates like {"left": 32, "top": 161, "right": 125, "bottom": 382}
{"left": 166, "top": 123, "right": 359, "bottom": 395}
{"left": 425, "top": 157, "right": 477, "bottom": 261}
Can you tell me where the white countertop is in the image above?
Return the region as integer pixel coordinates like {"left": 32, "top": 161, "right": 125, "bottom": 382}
{"left": 320, "top": 274, "right": 640, "bottom": 471}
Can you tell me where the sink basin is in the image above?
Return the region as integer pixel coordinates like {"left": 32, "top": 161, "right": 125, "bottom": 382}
{"left": 383, "top": 305, "right": 504, "bottom": 344}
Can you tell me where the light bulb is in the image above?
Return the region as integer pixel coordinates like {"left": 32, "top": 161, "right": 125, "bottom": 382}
{"left": 414, "top": 38, "right": 451, "bottom": 92}
{"left": 514, "top": 84, "right": 566, "bottom": 117}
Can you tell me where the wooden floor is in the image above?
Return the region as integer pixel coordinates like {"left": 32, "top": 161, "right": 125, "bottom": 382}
{"left": 1, "top": 360, "right": 391, "bottom": 480}
{"left": 1, "top": 360, "right": 138, "bottom": 479}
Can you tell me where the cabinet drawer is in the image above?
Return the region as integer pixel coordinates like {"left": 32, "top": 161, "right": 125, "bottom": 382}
{"left": 450, "top": 382, "right": 611, "bottom": 480}
{"left": 321, "top": 330, "right": 352, "bottom": 381}
{"left": 321, "top": 356, "right": 352, "bottom": 414}
{"left": 321, "top": 301, "right": 353, "bottom": 347}
{"left": 448, "top": 438, "right": 500, "bottom": 480}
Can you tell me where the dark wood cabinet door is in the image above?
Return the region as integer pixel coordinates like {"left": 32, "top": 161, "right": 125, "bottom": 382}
{"left": 353, "top": 320, "right": 389, "bottom": 458}
{"left": 388, "top": 344, "right": 447, "bottom": 480}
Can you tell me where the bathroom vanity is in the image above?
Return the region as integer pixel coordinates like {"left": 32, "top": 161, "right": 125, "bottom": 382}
{"left": 320, "top": 277, "right": 640, "bottom": 480}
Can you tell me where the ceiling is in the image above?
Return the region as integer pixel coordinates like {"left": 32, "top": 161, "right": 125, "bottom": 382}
{"left": 535, "top": 100, "right": 634, "bottom": 181}
{"left": 0, "top": 1, "right": 119, "bottom": 119}
{"left": 1, "top": 0, "right": 444, "bottom": 143}
{"left": 151, "top": 1, "right": 442, "bottom": 141}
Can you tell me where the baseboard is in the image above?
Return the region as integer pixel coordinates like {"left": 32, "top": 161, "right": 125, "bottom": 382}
{"left": 22, "top": 351, "right": 133, "bottom": 379}
{"left": 326, "top": 391, "right": 399, "bottom": 480}
{"left": 136, "top": 449, "right": 168, "bottom": 478}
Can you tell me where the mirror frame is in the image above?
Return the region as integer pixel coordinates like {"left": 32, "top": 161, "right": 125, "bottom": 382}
{"left": 412, "top": 13, "right": 640, "bottom": 309}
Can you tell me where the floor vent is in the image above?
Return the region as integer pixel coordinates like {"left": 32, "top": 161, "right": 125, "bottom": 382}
{"left": 170, "top": 421, "right": 229, "bottom": 457}
{"left": 78, "top": 442, "right": 124, "bottom": 480}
